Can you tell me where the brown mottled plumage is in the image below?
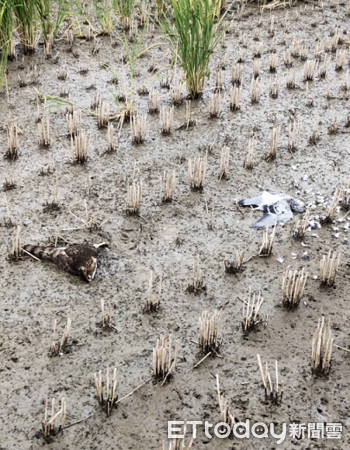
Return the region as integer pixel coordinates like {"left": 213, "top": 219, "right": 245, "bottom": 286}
{"left": 23, "top": 244, "right": 98, "bottom": 282}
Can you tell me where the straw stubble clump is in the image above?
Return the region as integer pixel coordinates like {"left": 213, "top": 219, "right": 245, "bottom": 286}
{"left": 188, "top": 152, "right": 207, "bottom": 191}
{"left": 319, "top": 251, "right": 340, "bottom": 287}
{"left": 6, "top": 122, "right": 19, "bottom": 160}
{"left": 198, "top": 310, "right": 221, "bottom": 355}
{"left": 125, "top": 180, "right": 143, "bottom": 215}
{"left": 224, "top": 252, "right": 245, "bottom": 274}
{"left": 153, "top": 334, "right": 179, "bottom": 385}
{"left": 311, "top": 317, "right": 333, "bottom": 376}
{"left": 257, "top": 355, "right": 283, "bottom": 405}
{"left": 71, "top": 131, "right": 89, "bottom": 164}
{"left": 49, "top": 318, "right": 71, "bottom": 357}
{"left": 94, "top": 368, "right": 118, "bottom": 416}
{"left": 144, "top": 271, "right": 162, "bottom": 313}
{"left": 160, "top": 171, "right": 176, "bottom": 203}
{"left": 241, "top": 289, "right": 268, "bottom": 334}
{"left": 282, "top": 268, "right": 308, "bottom": 309}
{"left": 42, "top": 397, "right": 67, "bottom": 441}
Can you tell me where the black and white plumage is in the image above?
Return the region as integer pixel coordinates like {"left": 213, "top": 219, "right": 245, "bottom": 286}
{"left": 238, "top": 191, "right": 305, "bottom": 229}
{"left": 23, "top": 244, "right": 99, "bottom": 282}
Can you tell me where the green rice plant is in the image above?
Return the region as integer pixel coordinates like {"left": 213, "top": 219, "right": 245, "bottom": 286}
{"left": 93, "top": 0, "right": 118, "bottom": 35}
{"left": 115, "top": 0, "right": 134, "bottom": 29}
{"left": 35, "top": 0, "right": 70, "bottom": 43}
{"left": 12, "top": 0, "right": 41, "bottom": 53}
{"left": 113, "top": 16, "right": 160, "bottom": 127}
{"left": 0, "top": 0, "right": 13, "bottom": 90}
{"left": 152, "top": 0, "right": 170, "bottom": 17}
{"left": 161, "top": 0, "right": 227, "bottom": 98}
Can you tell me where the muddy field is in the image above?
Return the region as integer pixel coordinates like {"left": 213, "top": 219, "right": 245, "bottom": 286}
{"left": 1, "top": 0, "right": 350, "bottom": 449}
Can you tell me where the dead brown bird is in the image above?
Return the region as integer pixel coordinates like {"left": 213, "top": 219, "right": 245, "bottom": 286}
{"left": 23, "top": 243, "right": 104, "bottom": 282}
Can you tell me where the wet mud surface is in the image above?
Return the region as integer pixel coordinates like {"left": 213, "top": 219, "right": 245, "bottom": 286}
{"left": 0, "top": 0, "right": 350, "bottom": 449}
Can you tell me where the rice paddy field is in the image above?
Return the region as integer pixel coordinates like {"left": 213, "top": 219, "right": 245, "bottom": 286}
{"left": 0, "top": 0, "right": 350, "bottom": 448}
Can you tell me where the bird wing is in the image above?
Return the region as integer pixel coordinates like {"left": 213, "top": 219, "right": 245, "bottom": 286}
{"left": 238, "top": 193, "right": 265, "bottom": 208}
{"left": 250, "top": 202, "right": 293, "bottom": 229}
{"left": 238, "top": 191, "right": 282, "bottom": 209}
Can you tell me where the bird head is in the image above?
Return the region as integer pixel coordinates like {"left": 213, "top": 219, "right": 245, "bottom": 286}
{"left": 80, "top": 257, "right": 97, "bottom": 282}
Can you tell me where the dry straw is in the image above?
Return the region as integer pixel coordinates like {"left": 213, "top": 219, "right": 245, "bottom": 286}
{"left": 57, "top": 67, "right": 67, "bottom": 81}
{"left": 8, "top": 226, "right": 22, "bottom": 261}
{"left": 187, "top": 254, "right": 206, "bottom": 294}
{"left": 288, "top": 119, "right": 300, "bottom": 153}
{"left": 250, "top": 77, "right": 261, "bottom": 103}
{"left": 6, "top": 122, "right": 19, "bottom": 160}
{"left": 160, "top": 171, "right": 176, "bottom": 203}
{"left": 181, "top": 100, "right": 196, "bottom": 129}
{"left": 224, "top": 252, "right": 245, "bottom": 274}
{"left": 198, "top": 310, "right": 222, "bottom": 355}
{"left": 188, "top": 152, "right": 207, "bottom": 191}
{"left": 241, "top": 289, "right": 268, "bottom": 334}
{"left": 283, "top": 48, "right": 292, "bottom": 67}
{"left": 160, "top": 106, "right": 174, "bottom": 134}
{"left": 269, "top": 53, "right": 277, "bottom": 72}
{"left": 43, "top": 181, "right": 60, "bottom": 212}
{"left": 231, "top": 62, "right": 242, "bottom": 85}
{"left": 125, "top": 181, "right": 143, "bottom": 215}
{"left": 170, "top": 79, "right": 187, "bottom": 105}
{"left": 49, "top": 318, "right": 71, "bottom": 357}
{"left": 214, "top": 69, "right": 224, "bottom": 92}
{"left": 145, "top": 271, "right": 162, "bottom": 313}
{"left": 66, "top": 110, "right": 81, "bottom": 137}
{"left": 309, "top": 113, "right": 320, "bottom": 144}
{"left": 253, "top": 41, "right": 263, "bottom": 58}
{"left": 131, "top": 114, "right": 147, "bottom": 144}
{"left": 208, "top": 92, "right": 222, "bottom": 118}
{"left": 258, "top": 224, "right": 276, "bottom": 256}
{"left": 97, "top": 102, "right": 110, "bottom": 128}
{"left": 328, "top": 119, "right": 339, "bottom": 135}
{"left": 153, "top": 334, "right": 179, "bottom": 385}
{"left": 94, "top": 368, "right": 118, "bottom": 416}
{"left": 319, "top": 251, "right": 340, "bottom": 287}
{"left": 91, "top": 92, "right": 102, "bottom": 110}
{"left": 69, "top": 200, "right": 108, "bottom": 231}
{"left": 335, "top": 49, "right": 347, "bottom": 71}
{"left": 148, "top": 89, "right": 159, "bottom": 113}
{"left": 218, "top": 146, "right": 230, "bottom": 180}
{"left": 243, "top": 138, "right": 256, "bottom": 170}
{"left": 216, "top": 375, "right": 236, "bottom": 428}
{"left": 321, "top": 189, "right": 340, "bottom": 224}
{"left": 3, "top": 176, "right": 16, "bottom": 191}
{"left": 311, "top": 317, "right": 333, "bottom": 376}
{"left": 252, "top": 58, "right": 261, "bottom": 79}
{"left": 107, "top": 122, "right": 115, "bottom": 152}
{"left": 257, "top": 355, "right": 283, "bottom": 405}
{"left": 282, "top": 268, "right": 308, "bottom": 309}
{"left": 292, "top": 210, "right": 310, "bottom": 239}
{"left": 303, "top": 60, "right": 318, "bottom": 81}
{"left": 319, "top": 55, "right": 330, "bottom": 79}
{"left": 205, "top": 199, "right": 214, "bottom": 231}
{"left": 71, "top": 130, "right": 89, "bottom": 164}
{"left": 42, "top": 397, "right": 67, "bottom": 440}
{"left": 286, "top": 68, "right": 297, "bottom": 89}
{"left": 229, "top": 85, "right": 241, "bottom": 111}
{"left": 265, "top": 126, "right": 280, "bottom": 162}
{"left": 100, "top": 299, "right": 118, "bottom": 331}
{"left": 38, "top": 113, "right": 50, "bottom": 148}
{"left": 269, "top": 74, "right": 280, "bottom": 99}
